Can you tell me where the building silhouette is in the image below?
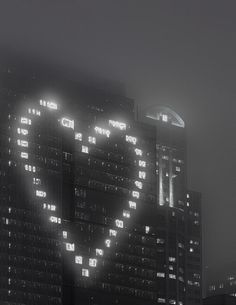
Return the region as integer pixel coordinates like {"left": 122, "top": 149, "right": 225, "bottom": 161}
{"left": 0, "top": 62, "right": 201, "bottom": 305}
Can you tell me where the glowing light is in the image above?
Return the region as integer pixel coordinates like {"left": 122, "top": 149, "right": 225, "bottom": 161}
{"left": 162, "top": 114, "right": 168, "bottom": 122}
{"left": 28, "top": 108, "right": 41, "bottom": 116}
{"left": 63, "top": 231, "right": 68, "bottom": 239}
{"left": 24, "top": 164, "right": 36, "bottom": 172}
{"left": 123, "top": 210, "right": 130, "bottom": 218}
{"left": 132, "top": 191, "right": 140, "bottom": 199}
{"left": 82, "top": 145, "right": 89, "bottom": 154}
{"left": 40, "top": 99, "right": 58, "bottom": 110}
{"left": 20, "top": 152, "right": 28, "bottom": 159}
{"left": 139, "top": 171, "right": 146, "bottom": 180}
{"left": 138, "top": 160, "right": 146, "bottom": 168}
{"left": 157, "top": 272, "right": 165, "bottom": 278}
{"left": 17, "top": 140, "right": 28, "bottom": 147}
{"left": 66, "top": 243, "right": 75, "bottom": 252}
{"left": 125, "top": 135, "right": 137, "bottom": 145}
{"left": 61, "top": 117, "right": 74, "bottom": 130}
{"left": 33, "top": 178, "right": 41, "bottom": 185}
{"left": 94, "top": 126, "right": 110, "bottom": 138}
{"left": 109, "top": 229, "right": 117, "bottom": 237}
{"left": 89, "top": 258, "right": 97, "bottom": 267}
{"left": 134, "top": 148, "right": 142, "bottom": 156}
{"left": 82, "top": 269, "right": 89, "bottom": 277}
{"left": 75, "top": 132, "right": 83, "bottom": 141}
{"left": 17, "top": 128, "right": 28, "bottom": 135}
{"left": 96, "top": 248, "right": 104, "bottom": 256}
{"left": 176, "top": 166, "right": 181, "bottom": 172}
{"left": 88, "top": 136, "right": 96, "bottom": 144}
{"left": 115, "top": 219, "right": 124, "bottom": 228}
{"left": 36, "top": 190, "right": 46, "bottom": 198}
{"left": 20, "top": 117, "right": 31, "bottom": 125}
{"left": 49, "top": 216, "right": 61, "bottom": 223}
{"left": 75, "top": 256, "right": 83, "bottom": 264}
{"left": 109, "top": 120, "right": 126, "bottom": 130}
{"left": 128, "top": 201, "right": 136, "bottom": 209}
{"left": 105, "top": 239, "right": 111, "bottom": 247}
{"left": 145, "top": 226, "right": 150, "bottom": 234}
{"left": 135, "top": 181, "right": 143, "bottom": 189}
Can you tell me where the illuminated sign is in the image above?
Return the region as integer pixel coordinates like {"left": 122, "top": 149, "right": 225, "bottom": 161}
{"left": 94, "top": 126, "right": 110, "bottom": 138}
{"left": 109, "top": 120, "right": 126, "bottom": 130}
{"left": 61, "top": 117, "right": 74, "bottom": 130}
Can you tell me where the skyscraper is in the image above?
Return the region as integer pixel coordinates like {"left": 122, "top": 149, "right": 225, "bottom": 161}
{"left": 0, "top": 62, "right": 202, "bottom": 305}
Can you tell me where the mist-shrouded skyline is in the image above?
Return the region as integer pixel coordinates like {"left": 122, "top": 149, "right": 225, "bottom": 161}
{"left": 1, "top": 0, "right": 236, "bottom": 286}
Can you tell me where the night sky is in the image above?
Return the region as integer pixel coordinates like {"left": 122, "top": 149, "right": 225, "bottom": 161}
{"left": 1, "top": 0, "right": 236, "bottom": 288}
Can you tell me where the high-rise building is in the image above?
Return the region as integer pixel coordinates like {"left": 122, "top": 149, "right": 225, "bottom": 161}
{"left": 0, "top": 62, "right": 202, "bottom": 305}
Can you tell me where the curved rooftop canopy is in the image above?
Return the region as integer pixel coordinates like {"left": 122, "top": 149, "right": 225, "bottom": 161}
{"left": 145, "top": 106, "right": 185, "bottom": 128}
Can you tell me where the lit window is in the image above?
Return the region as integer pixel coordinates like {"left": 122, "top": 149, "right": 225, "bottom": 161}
{"left": 89, "top": 258, "right": 97, "bottom": 267}
{"left": 134, "top": 148, "right": 142, "bottom": 156}
{"left": 169, "top": 257, "right": 176, "bottom": 262}
{"left": 17, "top": 140, "right": 28, "bottom": 147}
{"left": 36, "top": 190, "right": 46, "bottom": 197}
{"left": 109, "top": 120, "right": 126, "bottom": 130}
{"left": 109, "top": 229, "right": 117, "bottom": 237}
{"left": 75, "top": 132, "right": 82, "bottom": 141}
{"left": 20, "top": 152, "right": 28, "bottom": 159}
{"left": 125, "top": 135, "right": 137, "bottom": 145}
{"left": 138, "top": 160, "right": 146, "bottom": 168}
{"left": 123, "top": 210, "right": 130, "bottom": 218}
{"left": 190, "top": 248, "right": 194, "bottom": 253}
{"left": 49, "top": 216, "right": 61, "bottom": 223}
{"left": 96, "top": 248, "right": 104, "bottom": 256}
{"left": 128, "top": 201, "right": 136, "bottom": 209}
{"left": 28, "top": 108, "right": 41, "bottom": 116}
{"left": 105, "top": 239, "right": 111, "bottom": 248}
{"left": 132, "top": 191, "right": 140, "bottom": 199}
{"left": 145, "top": 226, "right": 150, "bottom": 234}
{"left": 169, "top": 274, "right": 176, "bottom": 279}
{"left": 135, "top": 181, "right": 143, "bottom": 189}
{"left": 139, "top": 171, "right": 146, "bottom": 180}
{"left": 187, "top": 193, "right": 190, "bottom": 198}
{"left": 158, "top": 298, "right": 166, "bottom": 303}
{"left": 63, "top": 231, "right": 67, "bottom": 239}
{"left": 94, "top": 126, "right": 110, "bottom": 138}
{"left": 33, "top": 178, "right": 41, "bottom": 185}
{"left": 82, "top": 145, "right": 89, "bottom": 154}
{"left": 176, "top": 166, "right": 181, "bottom": 172}
{"left": 66, "top": 243, "right": 75, "bottom": 252}
{"left": 40, "top": 99, "right": 58, "bottom": 110}
{"left": 115, "top": 219, "right": 124, "bottom": 228}
{"left": 157, "top": 272, "right": 165, "bottom": 278}
{"left": 20, "top": 117, "right": 31, "bottom": 125}
{"left": 88, "top": 136, "right": 96, "bottom": 144}
{"left": 17, "top": 128, "right": 28, "bottom": 135}
{"left": 75, "top": 256, "right": 83, "bottom": 264}
{"left": 162, "top": 114, "right": 168, "bottom": 122}
{"left": 61, "top": 117, "right": 74, "bottom": 130}
{"left": 82, "top": 269, "right": 89, "bottom": 277}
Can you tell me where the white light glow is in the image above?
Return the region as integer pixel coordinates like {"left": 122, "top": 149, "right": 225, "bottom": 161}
{"left": 132, "top": 191, "right": 140, "bottom": 199}
{"left": 145, "top": 226, "right": 150, "bottom": 234}
{"left": 28, "top": 108, "right": 41, "bottom": 116}
{"left": 17, "top": 128, "right": 28, "bottom": 135}
{"left": 20, "top": 152, "right": 28, "bottom": 159}
{"left": 123, "top": 210, "right": 130, "bottom": 218}
{"left": 49, "top": 216, "right": 61, "bottom": 223}
{"left": 138, "top": 160, "right": 146, "bottom": 168}
{"left": 109, "top": 120, "right": 126, "bottom": 130}
{"left": 82, "top": 268, "right": 89, "bottom": 277}
{"left": 94, "top": 126, "right": 110, "bottom": 138}
{"left": 125, "top": 135, "right": 137, "bottom": 145}
{"left": 109, "top": 229, "right": 117, "bottom": 237}
{"left": 157, "top": 272, "right": 165, "bottom": 278}
{"left": 75, "top": 256, "right": 83, "bottom": 264}
{"left": 75, "top": 132, "right": 83, "bottom": 141}
{"left": 24, "top": 164, "right": 36, "bottom": 172}
{"left": 88, "top": 136, "right": 96, "bottom": 144}
{"left": 135, "top": 181, "right": 143, "bottom": 189}
{"left": 89, "top": 258, "right": 97, "bottom": 267}
{"left": 20, "top": 117, "right": 31, "bottom": 125}
{"left": 63, "top": 231, "right": 68, "bottom": 239}
{"left": 66, "top": 243, "right": 75, "bottom": 252}
{"left": 61, "top": 117, "right": 74, "bottom": 130}
{"left": 138, "top": 171, "right": 146, "bottom": 180}
{"left": 134, "top": 148, "right": 142, "bottom": 156}
{"left": 82, "top": 145, "right": 89, "bottom": 154}
{"left": 105, "top": 239, "right": 111, "bottom": 248}
{"left": 40, "top": 99, "right": 58, "bottom": 110}
{"left": 36, "top": 190, "right": 46, "bottom": 198}
{"left": 96, "top": 248, "right": 104, "bottom": 256}
{"left": 17, "top": 140, "right": 28, "bottom": 147}
{"left": 128, "top": 201, "right": 136, "bottom": 209}
{"left": 115, "top": 219, "right": 124, "bottom": 228}
{"left": 33, "top": 178, "right": 41, "bottom": 185}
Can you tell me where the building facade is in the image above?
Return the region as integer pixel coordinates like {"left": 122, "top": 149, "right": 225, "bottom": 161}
{"left": 0, "top": 63, "right": 202, "bottom": 305}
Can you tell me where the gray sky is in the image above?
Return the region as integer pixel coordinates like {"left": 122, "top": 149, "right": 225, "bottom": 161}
{"left": 1, "top": 0, "right": 236, "bottom": 286}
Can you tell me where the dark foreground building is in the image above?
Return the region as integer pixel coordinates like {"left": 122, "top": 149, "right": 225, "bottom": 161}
{"left": 203, "top": 295, "right": 236, "bottom": 305}
{"left": 0, "top": 62, "right": 201, "bottom": 305}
